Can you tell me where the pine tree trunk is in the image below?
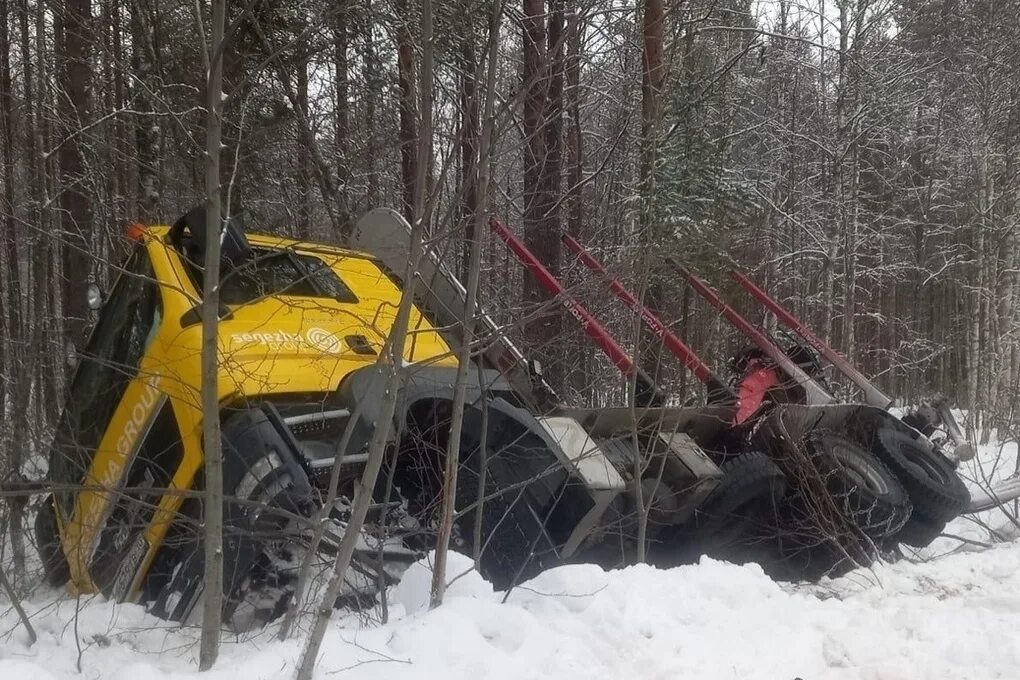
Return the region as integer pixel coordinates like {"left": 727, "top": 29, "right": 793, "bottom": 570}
{"left": 0, "top": 0, "right": 26, "bottom": 583}
{"left": 131, "top": 2, "right": 161, "bottom": 219}
{"left": 362, "top": 1, "right": 380, "bottom": 204}
{"left": 296, "top": 47, "right": 311, "bottom": 238}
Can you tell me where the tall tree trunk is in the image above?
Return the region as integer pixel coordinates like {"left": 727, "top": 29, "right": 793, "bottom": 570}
{"left": 458, "top": 16, "right": 479, "bottom": 273}
{"left": 396, "top": 1, "right": 418, "bottom": 223}
{"left": 361, "top": 1, "right": 380, "bottom": 205}
{"left": 296, "top": 50, "right": 311, "bottom": 238}
{"left": 969, "top": 153, "right": 988, "bottom": 434}
{"left": 27, "top": 0, "right": 56, "bottom": 426}
{"left": 639, "top": 0, "right": 664, "bottom": 202}
{"left": 1, "top": 0, "right": 17, "bottom": 396}
{"left": 541, "top": 0, "right": 564, "bottom": 247}
{"left": 636, "top": 0, "right": 665, "bottom": 390}
{"left": 565, "top": 6, "right": 583, "bottom": 239}
{"left": 521, "top": 0, "right": 559, "bottom": 365}
{"left": 333, "top": 5, "right": 351, "bottom": 231}
{"left": 0, "top": 0, "right": 26, "bottom": 583}
{"left": 199, "top": 0, "right": 227, "bottom": 669}
{"left": 633, "top": 0, "right": 666, "bottom": 561}
{"left": 55, "top": 0, "right": 93, "bottom": 345}
{"left": 131, "top": 0, "right": 160, "bottom": 220}
{"left": 110, "top": 0, "right": 129, "bottom": 224}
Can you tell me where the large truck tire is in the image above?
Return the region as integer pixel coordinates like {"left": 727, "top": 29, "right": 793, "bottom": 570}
{"left": 452, "top": 432, "right": 563, "bottom": 590}
{"left": 396, "top": 402, "right": 568, "bottom": 592}
{"left": 869, "top": 426, "right": 969, "bottom": 523}
{"left": 807, "top": 430, "right": 912, "bottom": 538}
{"left": 694, "top": 451, "right": 787, "bottom": 553}
{"left": 150, "top": 407, "right": 315, "bottom": 631}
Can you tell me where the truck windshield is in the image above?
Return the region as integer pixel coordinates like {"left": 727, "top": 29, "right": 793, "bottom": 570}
{"left": 206, "top": 248, "right": 358, "bottom": 306}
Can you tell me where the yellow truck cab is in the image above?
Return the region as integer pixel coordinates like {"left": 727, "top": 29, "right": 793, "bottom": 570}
{"left": 36, "top": 207, "right": 597, "bottom": 628}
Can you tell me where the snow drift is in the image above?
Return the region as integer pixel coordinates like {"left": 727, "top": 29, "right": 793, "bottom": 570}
{"left": 2, "top": 437, "right": 1019, "bottom": 680}
{"left": 2, "top": 541, "right": 1020, "bottom": 680}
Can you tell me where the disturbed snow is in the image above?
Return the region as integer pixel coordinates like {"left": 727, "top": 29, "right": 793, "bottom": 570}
{"left": 2, "top": 441, "right": 1019, "bottom": 680}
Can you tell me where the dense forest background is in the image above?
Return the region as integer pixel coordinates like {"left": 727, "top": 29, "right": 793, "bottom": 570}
{"left": 1, "top": 0, "right": 1018, "bottom": 465}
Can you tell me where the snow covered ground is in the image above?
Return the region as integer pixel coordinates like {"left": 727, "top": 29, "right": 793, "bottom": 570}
{"left": 2, "top": 438, "right": 1019, "bottom": 680}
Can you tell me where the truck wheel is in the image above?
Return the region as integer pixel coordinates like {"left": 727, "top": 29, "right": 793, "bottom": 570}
{"left": 454, "top": 439, "right": 559, "bottom": 590}
{"left": 807, "top": 430, "right": 912, "bottom": 538}
{"left": 221, "top": 464, "right": 314, "bottom": 632}
{"left": 694, "top": 451, "right": 787, "bottom": 554}
{"left": 869, "top": 426, "right": 969, "bottom": 523}
{"left": 34, "top": 495, "right": 70, "bottom": 587}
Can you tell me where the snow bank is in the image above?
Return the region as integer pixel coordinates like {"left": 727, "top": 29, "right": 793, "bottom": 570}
{"left": 4, "top": 541, "right": 1020, "bottom": 680}
{"left": 5, "top": 437, "right": 1020, "bottom": 680}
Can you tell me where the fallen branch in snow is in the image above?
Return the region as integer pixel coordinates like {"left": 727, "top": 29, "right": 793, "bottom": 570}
{"left": 323, "top": 636, "right": 411, "bottom": 675}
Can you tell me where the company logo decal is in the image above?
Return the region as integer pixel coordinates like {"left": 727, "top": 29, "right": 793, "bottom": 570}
{"left": 230, "top": 327, "right": 344, "bottom": 354}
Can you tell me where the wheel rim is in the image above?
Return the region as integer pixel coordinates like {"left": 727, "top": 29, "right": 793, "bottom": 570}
{"left": 899, "top": 441, "right": 953, "bottom": 485}
{"left": 827, "top": 440, "right": 891, "bottom": 495}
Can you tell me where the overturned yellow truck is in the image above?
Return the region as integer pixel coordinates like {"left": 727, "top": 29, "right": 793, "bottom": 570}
{"left": 35, "top": 208, "right": 729, "bottom": 630}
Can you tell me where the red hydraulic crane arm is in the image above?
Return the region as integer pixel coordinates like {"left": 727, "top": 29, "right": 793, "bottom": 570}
{"left": 561, "top": 234, "right": 733, "bottom": 400}
{"left": 730, "top": 270, "right": 893, "bottom": 409}
{"left": 489, "top": 217, "right": 638, "bottom": 377}
{"left": 489, "top": 218, "right": 665, "bottom": 406}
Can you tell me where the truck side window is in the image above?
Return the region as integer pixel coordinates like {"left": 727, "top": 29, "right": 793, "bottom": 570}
{"left": 51, "top": 248, "right": 162, "bottom": 516}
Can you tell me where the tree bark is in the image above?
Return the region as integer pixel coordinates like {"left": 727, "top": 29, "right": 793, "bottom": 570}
{"left": 296, "top": 43, "right": 310, "bottom": 238}
{"left": 55, "top": 0, "right": 93, "bottom": 345}
{"left": 458, "top": 17, "right": 479, "bottom": 273}
{"left": 361, "top": 1, "right": 380, "bottom": 205}
{"left": 198, "top": 0, "right": 227, "bottom": 669}
{"left": 1, "top": 0, "right": 15, "bottom": 399}
{"left": 396, "top": 1, "right": 419, "bottom": 223}
{"left": 131, "top": 0, "right": 160, "bottom": 220}
{"left": 333, "top": 5, "right": 351, "bottom": 231}
{"left": 565, "top": 6, "right": 583, "bottom": 239}
{"left": 636, "top": 0, "right": 665, "bottom": 387}
{"left": 521, "top": 0, "right": 561, "bottom": 365}
{"left": 639, "top": 0, "right": 664, "bottom": 197}
{"left": 0, "top": 0, "right": 26, "bottom": 583}
{"left": 541, "top": 0, "right": 564, "bottom": 247}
